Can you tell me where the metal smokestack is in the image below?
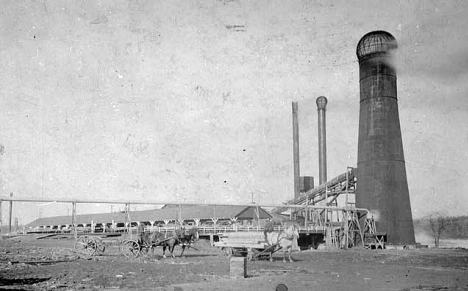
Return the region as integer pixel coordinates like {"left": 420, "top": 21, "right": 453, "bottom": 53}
{"left": 356, "top": 31, "right": 415, "bottom": 245}
{"left": 292, "top": 102, "right": 301, "bottom": 200}
{"left": 316, "top": 96, "right": 328, "bottom": 185}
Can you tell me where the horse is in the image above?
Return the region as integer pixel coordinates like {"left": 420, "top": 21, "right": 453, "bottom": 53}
{"left": 138, "top": 231, "right": 169, "bottom": 256}
{"left": 266, "top": 224, "right": 299, "bottom": 263}
{"left": 163, "top": 227, "right": 199, "bottom": 258}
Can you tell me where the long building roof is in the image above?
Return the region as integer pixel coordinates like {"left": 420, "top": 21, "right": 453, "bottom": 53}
{"left": 26, "top": 205, "right": 271, "bottom": 227}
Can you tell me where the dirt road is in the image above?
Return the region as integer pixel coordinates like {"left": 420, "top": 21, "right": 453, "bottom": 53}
{"left": 1, "top": 235, "right": 467, "bottom": 290}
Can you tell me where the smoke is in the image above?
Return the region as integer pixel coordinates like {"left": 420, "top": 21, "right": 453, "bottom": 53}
{"left": 392, "top": 13, "right": 468, "bottom": 85}
{"left": 394, "top": 44, "right": 468, "bottom": 85}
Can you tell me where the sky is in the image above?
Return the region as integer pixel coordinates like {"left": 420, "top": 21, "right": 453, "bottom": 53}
{"left": 0, "top": 0, "right": 467, "bottom": 225}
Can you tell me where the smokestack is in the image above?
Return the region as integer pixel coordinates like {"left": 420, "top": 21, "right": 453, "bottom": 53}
{"left": 292, "top": 102, "right": 301, "bottom": 200}
{"left": 356, "top": 31, "right": 415, "bottom": 245}
{"left": 316, "top": 96, "right": 328, "bottom": 185}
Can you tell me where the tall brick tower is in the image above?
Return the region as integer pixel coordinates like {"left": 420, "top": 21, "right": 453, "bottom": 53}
{"left": 356, "top": 31, "right": 415, "bottom": 245}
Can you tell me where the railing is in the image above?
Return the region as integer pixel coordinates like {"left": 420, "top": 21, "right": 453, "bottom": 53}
{"left": 144, "top": 225, "right": 262, "bottom": 234}
{"left": 142, "top": 225, "right": 327, "bottom": 235}
{"left": 26, "top": 224, "right": 330, "bottom": 235}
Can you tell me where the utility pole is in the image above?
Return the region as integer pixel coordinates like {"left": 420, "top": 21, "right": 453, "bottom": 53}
{"left": 9, "top": 193, "right": 13, "bottom": 233}
{"left": 0, "top": 145, "right": 4, "bottom": 239}
{"left": 0, "top": 200, "right": 3, "bottom": 240}
{"left": 72, "top": 202, "right": 77, "bottom": 240}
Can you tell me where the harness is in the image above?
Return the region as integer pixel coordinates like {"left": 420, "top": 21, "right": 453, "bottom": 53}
{"left": 175, "top": 228, "right": 198, "bottom": 245}
{"left": 278, "top": 232, "right": 294, "bottom": 241}
{"left": 277, "top": 227, "right": 298, "bottom": 242}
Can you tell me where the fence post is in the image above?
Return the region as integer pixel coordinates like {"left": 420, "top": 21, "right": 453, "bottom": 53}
{"left": 72, "top": 202, "right": 77, "bottom": 240}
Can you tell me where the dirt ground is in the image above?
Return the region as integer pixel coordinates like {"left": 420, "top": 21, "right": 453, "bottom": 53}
{"left": 1, "top": 235, "right": 467, "bottom": 291}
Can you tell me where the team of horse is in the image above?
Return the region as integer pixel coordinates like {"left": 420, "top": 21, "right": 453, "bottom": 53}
{"left": 138, "top": 227, "right": 199, "bottom": 258}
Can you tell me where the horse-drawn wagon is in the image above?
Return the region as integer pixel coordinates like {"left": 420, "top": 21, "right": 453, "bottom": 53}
{"left": 214, "top": 225, "right": 299, "bottom": 262}
{"left": 73, "top": 227, "right": 199, "bottom": 259}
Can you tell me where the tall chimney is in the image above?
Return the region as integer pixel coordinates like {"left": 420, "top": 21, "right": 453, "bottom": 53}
{"left": 316, "top": 96, "right": 328, "bottom": 185}
{"left": 292, "top": 102, "right": 301, "bottom": 200}
{"left": 356, "top": 31, "right": 415, "bottom": 245}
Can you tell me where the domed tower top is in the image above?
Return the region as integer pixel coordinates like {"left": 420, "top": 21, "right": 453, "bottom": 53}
{"left": 316, "top": 96, "right": 328, "bottom": 110}
{"left": 356, "top": 30, "right": 398, "bottom": 60}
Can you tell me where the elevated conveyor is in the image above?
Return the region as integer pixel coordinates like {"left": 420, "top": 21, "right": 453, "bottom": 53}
{"left": 273, "top": 168, "right": 356, "bottom": 214}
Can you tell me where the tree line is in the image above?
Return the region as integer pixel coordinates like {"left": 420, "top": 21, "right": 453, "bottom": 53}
{"left": 414, "top": 215, "right": 468, "bottom": 239}
{"left": 414, "top": 215, "right": 468, "bottom": 248}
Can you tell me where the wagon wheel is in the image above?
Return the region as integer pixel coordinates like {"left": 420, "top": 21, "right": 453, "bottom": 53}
{"left": 120, "top": 239, "right": 140, "bottom": 258}
{"left": 74, "top": 235, "right": 98, "bottom": 256}
{"left": 139, "top": 244, "right": 150, "bottom": 257}
{"left": 269, "top": 244, "right": 281, "bottom": 262}
{"left": 93, "top": 237, "right": 106, "bottom": 254}
{"left": 223, "top": 247, "right": 233, "bottom": 258}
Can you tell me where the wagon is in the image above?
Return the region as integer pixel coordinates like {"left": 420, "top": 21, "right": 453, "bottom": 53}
{"left": 213, "top": 232, "right": 282, "bottom": 261}
{"left": 73, "top": 233, "right": 142, "bottom": 258}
